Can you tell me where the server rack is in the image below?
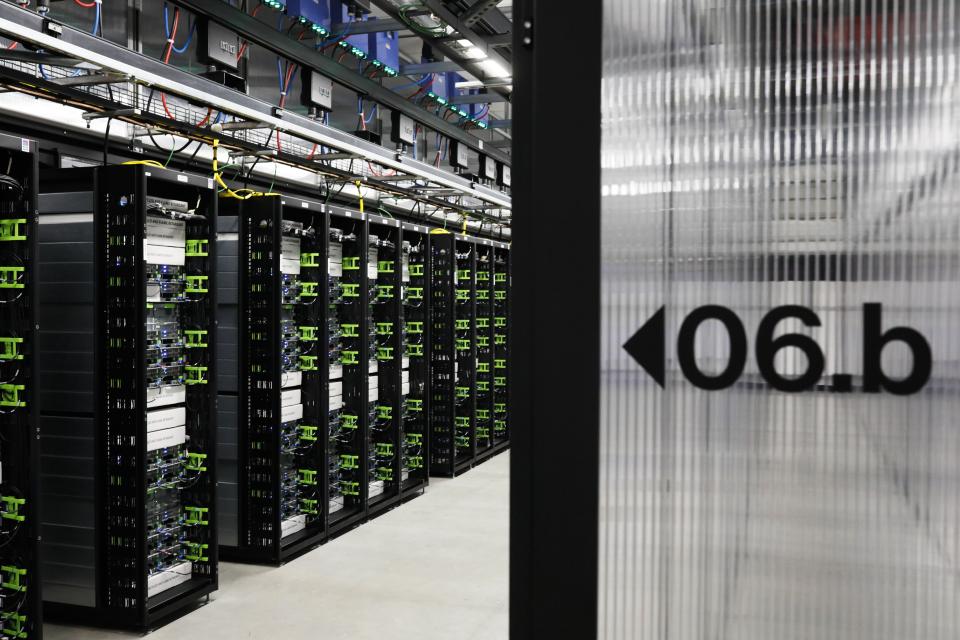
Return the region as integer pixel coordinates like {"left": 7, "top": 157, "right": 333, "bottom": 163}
{"left": 366, "top": 215, "right": 402, "bottom": 515}
{"left": 0, "top": 134, "right": 41, "bottom": 640}
{"left": 327, "top": 207, "right": 367, "bottom": 534}
{"left": 474, "top": 240, "right": 495, "bottom": 460}
{"left": 492, "top": 242, "right": 510, "bottom": 450}
{"left": 429, "top": 233, "right": 476, "bottom": 477}
{"left": 38, "top": 165, "right": 217, "bottom": 630}
{"left": 217, "top": 195, "right": 327, "bottom": 564}
{"left": 399, "top": 223, "right": 430, "bottom": 490}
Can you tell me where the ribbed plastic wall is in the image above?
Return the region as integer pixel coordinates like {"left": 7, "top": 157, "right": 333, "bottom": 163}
{"left": 600, "top": 1, "right": 960, "bottom": 638}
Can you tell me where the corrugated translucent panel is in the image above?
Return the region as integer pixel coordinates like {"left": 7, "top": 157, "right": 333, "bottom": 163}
{"left": 600, "top": 1, "right": 960, "bottom": 639}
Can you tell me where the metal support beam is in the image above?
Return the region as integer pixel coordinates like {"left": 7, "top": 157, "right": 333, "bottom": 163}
{"left": 419, "top": 0, "right": 513, "bottom": 74}
{"left": 399, "top": 61, "right": 464, "bottom": 75}
{"left": 447, "top": 92, "right": 509, "bottom": 104}
{"left": 329, "top": 18, "right": 404, "bottom": 34}
{"left": 461, "top": 0, "right": 501, "bottom": 26}
{"left": 171, "top": 0, "right": 511, "bottom": 165}
{"left": 488, "top": 119, "right": 512, "bottom": 129}
{"left": 368, "top": 0, "right": 512, "bottom": 99}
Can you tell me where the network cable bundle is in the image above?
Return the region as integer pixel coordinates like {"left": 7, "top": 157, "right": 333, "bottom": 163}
{"left": 0, "top": 134, "right": 40, "bottom": 640}
{"left": 400, "top": 223, "right": 430, "bottom": 486}
{"left": 37, "top": 165, "right": 218, "bottom": 629}
{"left": 217, "top": 195, "right": 327, "bottom": 563}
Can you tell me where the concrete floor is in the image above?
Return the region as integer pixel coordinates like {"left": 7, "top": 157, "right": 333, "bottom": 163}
{"left": 45, "top": 452, "right": 510, "bottom": 640}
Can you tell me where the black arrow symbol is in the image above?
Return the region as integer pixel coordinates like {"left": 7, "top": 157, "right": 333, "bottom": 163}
{"left": 622, "top": 306, "right": 665, "bottom": 387}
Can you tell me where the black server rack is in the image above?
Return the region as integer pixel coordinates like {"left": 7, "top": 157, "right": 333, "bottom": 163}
{"left": 327, "top": 207, "right": 367, "bottom": 534}
{"left": 366, "top": 215, "right": 402, "bottom": 514}
{"left": 217, "top": 195, "right": 326, "bottom": 564}
{"left": 399, "top": 223, "right": 430, "bottom": 490}
{"left": 38, "top": 165, "right": 217, "bottom": 629}
{"left": 0, "top": 134, "right": 41, "bottom": 640}
{"left": 492, "top": 244, "right": 510, "bottom": 447}
{"left": 429, "top": 233, "right": 476, "bottom": 477}
{"left": 474, "top": 240, "right": 495, "bottom": 460}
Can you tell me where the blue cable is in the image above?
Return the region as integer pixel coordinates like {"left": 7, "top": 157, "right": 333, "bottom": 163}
{"left": 363, "top": 104, "right": 378, "bottom": 124}
{"left": 393, "top": 74, "right": 432, "bottom": 91}
{"left": 276, "top": 58, "right": 286, "bottom": 92}
{"left": 164, "top": 4, "right": 196, "bottom": 54}
{"left": 41, "top": 1, "right": 100, "bottom": 79}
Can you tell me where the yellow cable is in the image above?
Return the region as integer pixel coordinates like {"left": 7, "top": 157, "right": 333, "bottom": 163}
{"left": 122, "top": 160, "right": 164, "bottom": 168}
{"left": 355, "top": 180, "right": 364, "bottom": 214}
{"left": 212, "top": 139, "right": 280, "bottom": 200}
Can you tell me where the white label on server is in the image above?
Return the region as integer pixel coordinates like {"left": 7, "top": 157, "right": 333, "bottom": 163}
{"left": 281, "top": 402, "right": 304, "bottom": 424}
{"left": 147, "top": 425, "right": 187, "bottom": 452}
{"left": 328, "top": 243, "right": 343, "bottom": 276}
{"left": 330, "top": 381, "right": 343, "bottom": 397}
{"left": 144, "top": 242, "right": 185, "bottom": 266}
{"left": 402, "top": 381, "right": 410, "bottom": 396}
{"left": 281, "top": 515, "right": 306, "bottom": 538}
{"left": 281, "top": 236, "right": 302, "bottom": 275}
{"left": 147, "top": 385, "right": 186, "bottom": 408}
{"left": 329, "top": 394, "right": 344, "bottom": 411}
{"left": 147, "top": 406, "right": 186, "bottom": 433}
{"left": 148, "top": 561, "right": 192, "bottom": 598}
{"left": 329, "top": 364, "right": 343, "bottom": 380}
{"left": 401, "top": 253, "right": 411, "bottom": 282}
{"left": 146, "top": 214, "right": 186, "bottom": 246}
{"left": 281, "top": 370, "right": 302, "bottom": 389}
{"left": 281, "top": 388, "right": 301, "bottom": 407}
{"left": 367, "top": 246, "right": 378, "bottom": 280}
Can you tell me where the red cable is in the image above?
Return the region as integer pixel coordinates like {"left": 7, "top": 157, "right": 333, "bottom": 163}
{"left": 158, "top": 7, "right": 180, "bottom": 119}
{"left": 275, "top": 62, "right": 298, "bottom": 152}
{"left": 6, "top": 42, "right": 16, "bottom": 50}
{"left": 236, "top": 3, "right": 265, "bottom": 61}
{"left": 307, "top": 143, "right": 318, "bottom": 160}
{"left": 74, "top": 0, "right": 97, "bottom": 7}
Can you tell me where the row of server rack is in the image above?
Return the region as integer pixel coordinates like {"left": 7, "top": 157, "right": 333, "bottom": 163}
{"left": 0, "top": 143, "right": 512, "bottom": 637}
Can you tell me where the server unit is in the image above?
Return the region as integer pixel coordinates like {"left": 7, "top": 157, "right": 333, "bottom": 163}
{"left": 0, "top": 134, "right": 41, "bottom": 640}
{"left": 429, "top": 233, "right": 476, "bottom": 477}
{"left": 399, "top": 223, "right": 430, "bottom": 489}
{"left": 38, "top": 165, "right": 218, "bottom": 629}
{"left": 217, "top": 195, "right": 326, "bottom": 563}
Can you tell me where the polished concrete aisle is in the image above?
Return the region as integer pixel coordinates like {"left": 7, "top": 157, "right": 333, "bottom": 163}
{"left": 45, "top": 452, "right": 510, "bottom": 640}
